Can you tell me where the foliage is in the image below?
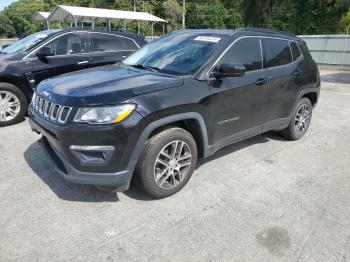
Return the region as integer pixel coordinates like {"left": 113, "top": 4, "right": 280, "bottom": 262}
{"left": 0, "top": 0, "right": 349, "bottom": 38}
{"left": 341, "top": 9, "right": 350, "bottom": 32}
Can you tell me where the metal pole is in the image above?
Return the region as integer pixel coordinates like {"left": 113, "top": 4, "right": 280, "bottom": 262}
{"left": 340, "top": 26, "right": 349, "bottom": 69}
{"left": 182, "top": 0, "right": 185, "bottom": 29}
{"left": 46, "top": 19, "right": 50, "bottom": 30}
{"left": 74, "top": 16, "right": 77, "bottom": 27}
{"left": 151, "top": 22, "right": 154, "bottom": 38}
{"left": 321, "top": 36, "right": 329, "bottom": 66}
{"left": 108, "top": 20, "right": 111, "bottom": 30}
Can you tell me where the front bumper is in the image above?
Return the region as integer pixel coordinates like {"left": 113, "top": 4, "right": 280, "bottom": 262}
{"left": 39, "top": 137, "right": 131, "bottom": 191}
{"left": 28, "top": 106, "right": 146, "bottom": 191}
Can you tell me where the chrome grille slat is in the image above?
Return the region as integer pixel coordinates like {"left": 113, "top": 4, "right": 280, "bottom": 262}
{"left": 31, "top": 93, "right": 72, "bottom": 124}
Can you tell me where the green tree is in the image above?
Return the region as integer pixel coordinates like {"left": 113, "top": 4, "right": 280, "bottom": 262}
{"left": 162, "top": 0, "right": 182, "bottom": 32}
{"left": 186, "top": 0, "right": 227, "bottom": 29}
{"left": 0, "top": 13, "right": 16, "bottom": 38}
{"left": 340, "top": 9, "right": 350, "bottom": 33}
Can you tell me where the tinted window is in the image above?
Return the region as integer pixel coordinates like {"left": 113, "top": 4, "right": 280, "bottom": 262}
{"left": 123, "top": 38, "right": 138, "bottom": 50}
{"left": 263, "top": 38, "right": 292, "bottom": 68}
{"left": 299, "top": 43, "right": 312, "bottom": 59}
{"left": 90, "top": 33, "right": 136, "bottom": 52}
{"left": 290, "top": 42, "right": 301, "bottom": 60}
{"left": 220, "top": 38, "right": 262, "bottom": 72}
{"left": 43, "top": 33, "right": 86, "bottom": 55}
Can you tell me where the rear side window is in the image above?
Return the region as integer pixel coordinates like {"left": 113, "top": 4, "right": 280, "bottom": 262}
{"left": 299, "top": 43, "right": 312, "bottom": 59}
{"left": 220, "top": 38, "right": 262, "bottom": 72}
{"left": 263, "top": 38, "right": 292, "bottom": 68}
{"left": 90, "top": 33, "right": 137, "bottom": 52}
{"left": 123, "top": 38, "right": 138, "bottom": 50}
{"left": 290, "top": 42, "right": 301, "bottom": 60}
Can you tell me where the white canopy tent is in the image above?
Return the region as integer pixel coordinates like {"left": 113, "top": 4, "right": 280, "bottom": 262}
{"left": 46, "top": 5, "right": 167, "bottom": 36}
{"left": 32, "top": 12, "right": 51, "bottom": 29}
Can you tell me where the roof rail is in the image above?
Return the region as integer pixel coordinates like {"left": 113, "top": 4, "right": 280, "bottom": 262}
{"left": 237, "top": 28, "right": 296, "bottom": 38}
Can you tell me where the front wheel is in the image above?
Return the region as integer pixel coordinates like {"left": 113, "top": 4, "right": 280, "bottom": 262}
{"left": 280, "top": 97, "right": 313, "bottom": 140}
{"left": 0, "top": 83, "right": 27, "bottom": 127}
{"left": 134, "top": 127, "right": 198, "bottom": 199}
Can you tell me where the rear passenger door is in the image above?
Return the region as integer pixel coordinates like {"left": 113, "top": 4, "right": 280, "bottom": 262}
{"left": 88, "top": 33, "right": 138, "bottom": 67}
{"left": 262, "top": 38, "right": 302, "bottom": 128}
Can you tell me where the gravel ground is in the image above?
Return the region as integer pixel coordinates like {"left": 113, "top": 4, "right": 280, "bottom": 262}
{"left": 0, "top": 75, "right": 350, "bottom": 261}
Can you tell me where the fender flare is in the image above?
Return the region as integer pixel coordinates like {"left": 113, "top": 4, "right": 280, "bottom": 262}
{"left": 125, "top": 112, "right": 210, "bottom": 175}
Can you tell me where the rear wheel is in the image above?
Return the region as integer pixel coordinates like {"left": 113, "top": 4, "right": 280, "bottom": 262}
{"left": 0, "top": 83, "right": 27, "bottom": 127}
{"left": 280, "top": 97, "right": 312, "bottom": 140}
{"left": 134, "top": 127, "right": 198, "bottom": 199}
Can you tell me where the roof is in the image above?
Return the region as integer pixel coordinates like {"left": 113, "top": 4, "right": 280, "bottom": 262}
{"left": 48, "top": 5, "right": 167, "bottom": 24}
{"left": 32, "top": 11, "right": 50, "bottom": 22}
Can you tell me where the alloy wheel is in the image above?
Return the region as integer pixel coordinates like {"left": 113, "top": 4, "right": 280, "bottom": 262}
{"left": 294, "top": 104, "right": 311, "bottom": 135}
{"left": 154, "top": 140, "right": 192, "bottom": 189}
{"left": 0, "top": 91, "right": 21, "bottom": 123}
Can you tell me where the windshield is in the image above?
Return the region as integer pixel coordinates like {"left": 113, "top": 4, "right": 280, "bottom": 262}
{"left": 1, "top": 30, "right": 61, "bottom": 55}
{"left": 123, "top": 32, "right": 226, "bottom": 76}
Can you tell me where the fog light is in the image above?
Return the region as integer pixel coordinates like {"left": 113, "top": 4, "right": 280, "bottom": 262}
{"left": 69, "top": 145, "right": 115, "bottom": 165}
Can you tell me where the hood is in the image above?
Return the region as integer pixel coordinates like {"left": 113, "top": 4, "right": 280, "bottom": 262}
{"left": 36, "top": 65, "right": 184, "bottom": 106}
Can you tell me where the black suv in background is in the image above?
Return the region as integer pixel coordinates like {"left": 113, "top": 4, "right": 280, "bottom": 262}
{"left": 29, "top": 29, "right": 320, "bottom": 198}
{"left": 0, "top": 29, "right": 146, "bottom": 126}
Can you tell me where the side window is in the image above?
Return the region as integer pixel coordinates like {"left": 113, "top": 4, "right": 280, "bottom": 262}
{"left": 220, "top": 38, "right": 262, "bottom": 72}
{"left": 122, "top": 38, "right": 138, "bottom": 50}
{"left": 43, "top": 33, "right": 86, "bottom": 55}
{"left": 263, "top": 38, "right": 293, "bottom": 68}
{"left": 290, "top": 42, "right": 301, "bottom": 60}
{"left": 299, "top": 43, "right": 312, "bottom": 59}
{"left": 90, "top": 33, "right": 124, "bottom": 52}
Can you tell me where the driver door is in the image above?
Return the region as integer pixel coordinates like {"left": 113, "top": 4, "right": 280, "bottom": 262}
{"left": 31, "top": 32, "right": 90, "bottom": 86}
{"left": 209, "top": 37, "right": 270, "bottom": 143}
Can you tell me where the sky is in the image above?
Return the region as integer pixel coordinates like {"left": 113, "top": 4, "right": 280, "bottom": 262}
{"left": 0, "top": 0, "right": 18, "bottom": 11}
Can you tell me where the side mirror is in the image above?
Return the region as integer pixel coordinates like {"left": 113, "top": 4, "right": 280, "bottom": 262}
{"left": 36, "top": 47, "right": 54, "bottom": 58}
{"left": 212, "top": 63, "right": 246, "bottom": 78}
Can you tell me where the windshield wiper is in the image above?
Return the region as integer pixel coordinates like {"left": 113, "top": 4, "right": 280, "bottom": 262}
{"left": 128, "top": 64, "right": 160, "bottom": 72}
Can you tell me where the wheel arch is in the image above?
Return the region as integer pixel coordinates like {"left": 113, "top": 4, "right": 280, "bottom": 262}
{"left": 126, "top": 112, "right": 210, "bottom": 176}
{"left": 0, "top": 77, "right": 31, "bottom": 101}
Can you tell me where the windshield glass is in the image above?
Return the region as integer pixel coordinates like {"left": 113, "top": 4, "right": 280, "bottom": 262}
{"left": 1, "top": 30, "right": 61, "bottom": 55}
{"left": 123, "top": 32, "right": 226, "bottom": 76}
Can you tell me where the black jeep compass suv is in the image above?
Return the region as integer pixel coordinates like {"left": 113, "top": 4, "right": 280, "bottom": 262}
{"left": 29, "top": 28, "right": 320, "bottom": 198}
{"left": 0, "top": 28, "right": 145, "bottom": 126}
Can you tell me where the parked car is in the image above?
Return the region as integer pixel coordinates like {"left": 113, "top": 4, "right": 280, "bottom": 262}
{"left": 0, "top": 28, "right": 146, "bottom": 126}
{"left": 29, "top": 28, "right": 320, "bottom": 198}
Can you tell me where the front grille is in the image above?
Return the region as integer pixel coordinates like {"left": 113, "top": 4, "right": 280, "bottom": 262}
{"left": 31, "top": 92, "right": 72, "bottom": 124}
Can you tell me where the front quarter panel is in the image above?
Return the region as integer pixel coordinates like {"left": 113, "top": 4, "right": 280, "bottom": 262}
{"left": 128, "top": 77, "right": 212, "bottom": 142}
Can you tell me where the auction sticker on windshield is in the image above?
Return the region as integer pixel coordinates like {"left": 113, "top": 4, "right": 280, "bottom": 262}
{"left": 194, "top": 36, "right": 221, "bottom": 43}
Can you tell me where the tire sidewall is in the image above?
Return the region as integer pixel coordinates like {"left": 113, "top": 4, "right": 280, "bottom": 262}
{"left": 289, "top": 98, "right": 312, "bottom": 140}
{"left": 137, "top": 128, "right": 198, "bottom": 199}
{"left": 0, "top": 83, "right": 27, "bottom": 127}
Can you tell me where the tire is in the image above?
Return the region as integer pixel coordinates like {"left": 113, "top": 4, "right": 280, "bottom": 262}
{"left": 280, "top": 97, "right": 313, "bottom": 140}
{"left": 134, "top": 127, "right": 198, "bottom": 199}
{"left": 0, "top": 83, "right": 28, "bottom": 127}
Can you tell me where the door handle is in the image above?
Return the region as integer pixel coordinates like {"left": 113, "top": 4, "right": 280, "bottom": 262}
{"left": 293, "top": 70, "right": 303, "bottom": 76}
{"left": 255, "top": 78, "right": 269, "bottom": 86}
{"left": 77, "top": 61, "right": 89, "bottom": 65}
{"left": 122, "top": 55, "right": 127, "bottom": 58}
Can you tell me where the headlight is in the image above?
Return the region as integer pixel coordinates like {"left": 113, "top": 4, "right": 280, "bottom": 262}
{"left": 74, "top": 104, "right": 136, "bottom": 125}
